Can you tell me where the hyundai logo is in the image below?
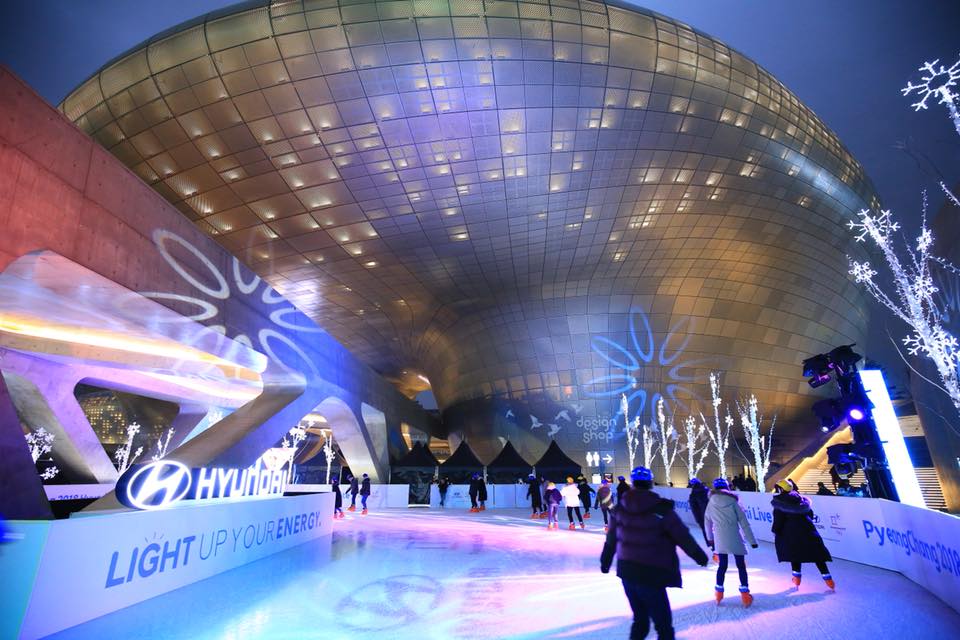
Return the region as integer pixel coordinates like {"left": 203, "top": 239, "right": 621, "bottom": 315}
{"left": 120, "top": 461, "right": 192, "bottom": 510}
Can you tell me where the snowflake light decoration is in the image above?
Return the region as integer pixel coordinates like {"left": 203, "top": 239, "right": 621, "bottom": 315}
{"left": 847, "top": 187, "right": 960, "bottom": 415}
{"left": 902, "top": 56, "right": 960, "bottom": 135}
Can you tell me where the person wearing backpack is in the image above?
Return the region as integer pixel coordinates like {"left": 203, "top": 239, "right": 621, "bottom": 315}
{"left": 601, "top": 467, "right": 709, "bottom": 639}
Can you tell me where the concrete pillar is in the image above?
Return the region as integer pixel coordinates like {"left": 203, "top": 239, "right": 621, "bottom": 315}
{"left": 0, "top": 372, "right": 53, "bottom": 519}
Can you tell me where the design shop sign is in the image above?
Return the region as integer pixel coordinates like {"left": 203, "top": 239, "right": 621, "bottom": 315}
{"left": 117, "top": 458, "right": 287, "bottom": 510}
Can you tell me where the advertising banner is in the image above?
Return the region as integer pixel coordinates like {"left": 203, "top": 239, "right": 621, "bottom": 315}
{"left": 19, "top": 492, "right": 333, "bottom": 638}
{"left": 44, "top": 484, "right": 114, "bottom": 501}
{"left": 657, "top": 486, "right": 959, "bottom": 613}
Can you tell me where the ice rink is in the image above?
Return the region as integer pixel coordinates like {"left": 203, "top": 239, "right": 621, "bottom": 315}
{"left": 50, "top": 507, "right": 960, "bottom": 639}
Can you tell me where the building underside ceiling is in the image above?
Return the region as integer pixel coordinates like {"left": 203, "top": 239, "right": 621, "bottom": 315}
{"left": 61, "top": 0, "right": 878, "bottom": 463}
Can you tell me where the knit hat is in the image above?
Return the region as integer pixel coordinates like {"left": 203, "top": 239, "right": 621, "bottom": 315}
{"left": 630, "top": 467, "right": 653, "bottom": 483}
{"left": 775, "top": 480, "right": 793, "bottom": 493}
{"left": 713, "top": 477, "right": 729, "bottom": 490}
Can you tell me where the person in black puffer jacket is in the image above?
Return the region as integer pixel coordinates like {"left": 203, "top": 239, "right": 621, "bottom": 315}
{"left": 616, "top": 476, "right": 630, "bottom": 503}
{"left": 601, "top": 467, "right": 708, "bottom": 640}
{"left": 687, "top": 479, "right": 709, "bottom": 545}
{"left": 771, "top": 480, "right": 835, "bottom": 590}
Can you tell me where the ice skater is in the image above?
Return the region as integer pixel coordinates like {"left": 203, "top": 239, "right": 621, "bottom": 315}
{"left": 704, "top": 478, "right": 758, "bottom": 606}
{"left": 600, "top": 467, "right": 709, "bottom": 640}
{"left": 478, "top": 473, "right": 488, "bottom": 511}
{"left": 771, "top": 480, "right": 835, "bottom": 590}
{"left": 437, "top": 476, "right": 450, "bottom": 508}
{"left": 526, "top": 473, "right": 543, "bottom": 518}
{"left": 360, "top": 473, "right": 371, "bottom": 514}
{"left": 595, "top": 477, "right": 614, "bottom": 532}
{"left": 347, "top": 474, "right": 359, "bottom": 511}
{"left": 469, "top": 472, "right": 482, "bottom": 512}
{"left": 616, "top": 475, "right": 630, "bottom": 503}
{"left": 577, "top": 475, "right": 595, "bottom": 518}
{"left": 543, "top": 481, "right": 562, "bottom": 530}
{"left": 331, "top": 475, "right": 344, "bottom": 519}
{"left": 561, "top": 476, "right": 584, "bottom": 529}
{"left": 687, "top": 478, "right": 709, "bottom": 546}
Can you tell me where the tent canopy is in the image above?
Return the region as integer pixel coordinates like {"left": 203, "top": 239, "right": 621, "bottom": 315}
{"left": 486, "top": 441, "right": 532, "bottom": 483}
{"left": 393, "top": 441, "right": 439, "bottom": 468}
{"left": 533, "top": 440, "right": 582, "bottom": 482}
{"left": 439, "top": 441, "right": 484, "bottom": 483}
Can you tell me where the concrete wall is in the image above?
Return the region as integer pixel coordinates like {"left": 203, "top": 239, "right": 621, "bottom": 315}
{"left": 0, "top": 67, "right": 436, "bottom": 515}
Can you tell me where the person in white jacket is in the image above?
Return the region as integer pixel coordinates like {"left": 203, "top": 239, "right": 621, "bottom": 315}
{"left": 560, "top": 476, "right": 585, "bottom": 530}
{"left": 704, "top": 478, "right": 758, "bottom": 607}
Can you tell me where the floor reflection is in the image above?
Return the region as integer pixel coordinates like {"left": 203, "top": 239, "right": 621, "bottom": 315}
{"left": 49, "top": 509, "right": 960, "bottom": 640}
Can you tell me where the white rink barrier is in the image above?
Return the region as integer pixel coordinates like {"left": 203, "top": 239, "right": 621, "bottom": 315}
{"left": 430, "top": 484, "right": 570, "bottom": 509}
{"left": 657, "top": 486, "right": 960, "bottom": 615}
{"left": 4, "top": 492, "right": 333, "bottom": 639}
{"left": 44, "top": 484, "right": 115, "bottom": 501}
{"left": 287, "top": 483, "right": 408, "bottom": 508}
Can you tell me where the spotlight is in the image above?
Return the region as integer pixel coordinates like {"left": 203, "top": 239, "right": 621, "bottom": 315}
{"left": 848, "top": 407, "right": 865, "bottom": 421}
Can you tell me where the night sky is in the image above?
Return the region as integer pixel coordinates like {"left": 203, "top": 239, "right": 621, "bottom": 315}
{"left": 1, "top": 0, "right": 958, "bottom": 378}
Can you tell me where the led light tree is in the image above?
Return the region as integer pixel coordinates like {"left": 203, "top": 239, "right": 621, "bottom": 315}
{"left": 25, "top": 427, "right": 59, "bottom": 481}
{"left": 151, "top": 427, "right": 175, "bottom": 461}
{"left": 849, "top": 198, "right": 960, "bottom": 414}
{"left": 701, "top": 372, "right": 732, "bottom": 479}
{"left": 739, "top": 395, "right": 775, "bottom": 492}
{"left": 654, "top": 397, "right": 680, "bottom": 484}
{"left": 282, "top": 425, "right": 308, "bottom": 482}
{"left": 321, "top": 429, "right": 337, "bottom": 484}
{"left": 622, "top": 393, "right": 641, "bottom": 471}
{"left": 115, "top": 422, "right": 144, "bottom": 474}
{"left": 848, "top": 55, "right": 960, "bottom": 415}
{"left": 641, "top": 419, "right": 657, "bottom": 469}
{"left": 680, "top": 415, "right": 711, "bottom": 481}
{"left": 902, "top": 55, "right": 960, "bottom": 136}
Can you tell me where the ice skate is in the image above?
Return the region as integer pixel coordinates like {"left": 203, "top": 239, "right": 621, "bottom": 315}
{"left": 603, "top": 526, "right": 608, "bottom": 533}
{"left": 361, "top": 508, "right": 368, "bottom": 515}
{"left": 480, "top": 505, "right": 486, "bottom": 511}
{"left": 584, "top": 512, "right": 591, "bottom": 519}
{"left": 469, "top": 507, "right": 479, "bottom": 513}
{"left": 822, "top": 574, "right": 835, "bottom": 590}
{"left": 579, "top": 522, "right": 585, "bottom": 529}
{"left": 712, "top": 554, "right": 719, "bottom": 564}
{"left": 739, "top": 587, "right": 753, "bottom": 607}
{"left": 791, "top": 571, "right": 802, "bottom": 588}
{"left": 714, "top": 586, "right": 723, "bottom": 604}
{"left": 530, "top": 513, "right": 539, "bottom": 519}
{"left": 347, "top": 505, "right": 356, "bottom": 512}
{"left": 568, "top": 523, "right": 576, "bottom": 530}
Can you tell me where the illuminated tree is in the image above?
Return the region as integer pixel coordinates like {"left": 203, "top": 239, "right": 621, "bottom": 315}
{"left": 25, "top": 427, "right": 59, "bottom": 481}
{"left": 739, "top": 395, "right": 775, "bottom": 492}
{"left": 654, "top": 397, "right": 680, "bottom": 484}
{"left": 282, "top": 425, "right": 308, "bottom": 482}
{"left": 680, "top": 415, "right": 710, "bottom": 481}
{"left": 701, "top": 372, "right": 732, "bottom": 479}
{"left": 848, "top": 193, "right": 960, "bottom": 415}
{"left": 151, "top": 427, "right": 175, "bottom": 461}
{"left": 115, "top": 422, "right": 144, "bottom": 474}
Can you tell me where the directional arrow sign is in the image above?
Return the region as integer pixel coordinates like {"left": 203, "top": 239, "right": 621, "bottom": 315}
{"left": 602, "top": 454, "right": 613, "bottom": 464}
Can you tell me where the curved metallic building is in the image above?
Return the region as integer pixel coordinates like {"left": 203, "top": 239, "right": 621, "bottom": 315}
{"left": 60, "top": 0, "right": 876, "bottom": 474}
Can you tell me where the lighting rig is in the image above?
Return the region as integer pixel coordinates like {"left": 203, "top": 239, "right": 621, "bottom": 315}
{"left": 802, "top": 344, "right": 900, "bottom": 501}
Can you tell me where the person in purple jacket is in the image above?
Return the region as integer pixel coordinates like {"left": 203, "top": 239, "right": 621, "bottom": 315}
{"left": 601, "top": 467, "right": 709, "bottom": 640}
{"left": 543, "top": 482, "right": 563, "bottom": 530}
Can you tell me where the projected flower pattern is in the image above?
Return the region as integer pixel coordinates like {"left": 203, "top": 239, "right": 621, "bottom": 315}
{"left": 144, "top": 229, "right": 324, "bottom": 382}
{"left": 583, "top": 308, "right": 708, "bottom": 424}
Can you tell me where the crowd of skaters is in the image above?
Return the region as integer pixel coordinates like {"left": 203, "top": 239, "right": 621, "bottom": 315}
{"left": 331, "top": 468, "right": 837, "bottom": 639}
{"left": 434, "top": 469, "right": 836, "bottom": 640}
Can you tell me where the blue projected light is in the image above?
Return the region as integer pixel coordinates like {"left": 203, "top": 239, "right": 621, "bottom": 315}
{"left": 859, "top": 369, "right": 926, "bottom": 508}
{"left": 848, "top": 407, "right": 865, "bottom": 421}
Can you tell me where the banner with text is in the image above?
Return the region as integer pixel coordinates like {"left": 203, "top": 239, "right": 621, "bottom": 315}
{"left": 19, "top": 492, "right": 333, "bottom": 638}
